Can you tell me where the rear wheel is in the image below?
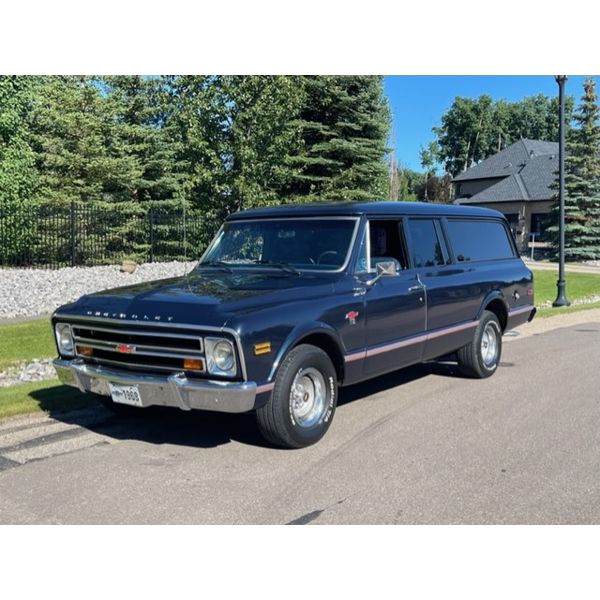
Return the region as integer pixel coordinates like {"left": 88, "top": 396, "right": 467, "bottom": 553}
{"left": 457, "top": 310, "right": 502, "bottom": 378}
{"left": 256, "top": 344, "right": 338, "bottom": 448}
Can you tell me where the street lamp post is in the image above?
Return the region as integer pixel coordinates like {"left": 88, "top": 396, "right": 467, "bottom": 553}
{"left": 553, "top": 75, "right": 570, "bottom": 307}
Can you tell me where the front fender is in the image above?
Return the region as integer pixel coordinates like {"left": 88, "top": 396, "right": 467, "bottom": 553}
{"left": 267, "top": 321, "right": 345, "bottom": 382}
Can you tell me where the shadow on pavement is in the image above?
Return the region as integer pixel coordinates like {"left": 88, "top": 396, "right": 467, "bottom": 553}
{"left": 30, "top": 359, "right": 464, "bottom": 450}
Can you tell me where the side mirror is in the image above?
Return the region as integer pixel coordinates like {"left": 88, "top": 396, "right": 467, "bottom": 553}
{"left": 367, "top": 260, "right": 397, "bottom": 285}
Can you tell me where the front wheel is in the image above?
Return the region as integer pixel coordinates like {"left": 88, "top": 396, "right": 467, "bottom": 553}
{"left": 256, "top": 344, "right": 338, "bottom": 448}
{"left": 457, "top": 310, "right": 502, "bottom": 378}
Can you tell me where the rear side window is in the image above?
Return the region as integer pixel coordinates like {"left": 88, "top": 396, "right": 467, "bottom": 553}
{"left": 446, "top": 219, "right": 515, "bottom": 262}
{"left": 406, "top": 219, "right": 446, "bottom": 268}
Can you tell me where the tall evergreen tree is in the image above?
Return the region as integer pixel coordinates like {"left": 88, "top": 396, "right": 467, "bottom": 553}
{"left": 285, "top": 76, "right": 390, "bottom": 201}
{"left": 220, "top": 75, "right": 303, "bottom": 212}
{"left": 29, "top": 76, "right": 141, "bottom": 205}
{"left": 102, "top": 76, "right": 182, "bottom": 204}
{"left": 548, "top": 77, "right": 600, "bottom": 260}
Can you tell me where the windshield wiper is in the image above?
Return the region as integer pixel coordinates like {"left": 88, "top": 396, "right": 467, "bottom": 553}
{"left": 252, "top": 259, "right": 300, "bottom": 275}
{"left": 197, "top": 260, "right": 233, "bottom": 273}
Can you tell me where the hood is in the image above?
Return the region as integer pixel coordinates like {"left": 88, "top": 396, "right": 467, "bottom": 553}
{"left": 55, "top": 268, "right": 336, "bottom": 328}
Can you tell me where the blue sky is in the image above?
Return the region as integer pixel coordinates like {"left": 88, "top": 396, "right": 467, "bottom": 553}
{"left": 384, "top": 75, "right": 592, "bottom": 172}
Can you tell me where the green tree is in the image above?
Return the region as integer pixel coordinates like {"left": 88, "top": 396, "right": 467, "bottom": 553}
{"left": 548, "top": 77, "right": 600, "bottom": 260}
{"left": 102, "top": 76, "right": 182, "bottom": 204}
{"left": 433, "top": 95, "right": 495, "bottom": 176}
{"left": 434, "top": 93, "right": 575, "bottom": 176}
{"left": 419, "top": 141, "right": 439, "bottom": 200}
{"left": 30, "top": 76, "right": 141, "bottom": 205}
{"left": 0, "top": 76, "right": 40, "bottom": 264}
{"left": 0, "top": 76, "right": 39, "bottom": 208}
{"left": 221, "top": 75, "right": 303, "bottom": 212}
{"left": 286, "top": 76, "right": 390, "bottom": 201}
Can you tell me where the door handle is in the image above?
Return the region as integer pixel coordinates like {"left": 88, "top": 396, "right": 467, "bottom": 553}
{"left": 352, "top": 287, "right": 367, "bottom": 296}
{"left": 408, "top": 284, "right": 423, "bottom": 292}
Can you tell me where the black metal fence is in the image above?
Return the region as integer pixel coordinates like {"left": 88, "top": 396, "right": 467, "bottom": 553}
{"left": 0, "top": 201, "right": 211, "bottom": 269}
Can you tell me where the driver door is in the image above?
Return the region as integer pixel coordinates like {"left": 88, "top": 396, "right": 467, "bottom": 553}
{"left": 355, "top": 219, "right": 427, "bottom": 377}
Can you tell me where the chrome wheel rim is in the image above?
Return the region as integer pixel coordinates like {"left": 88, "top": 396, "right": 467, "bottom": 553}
{"left": 481, "top": 323, "right": 499, "bottom": 367}
{"left": 290, "top": 367, "right": 327, "bottom": 428}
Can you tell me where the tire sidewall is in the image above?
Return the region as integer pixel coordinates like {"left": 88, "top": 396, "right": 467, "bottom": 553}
{"left": 275, "top": 346, "right": 337, "bottom": 447}
{"left": 476, "top": 313, "right": 502, "bottom": 375}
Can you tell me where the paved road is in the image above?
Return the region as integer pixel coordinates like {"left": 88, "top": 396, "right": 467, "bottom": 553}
{"left": 1, "top": 323, "right": 599, "bottom": 524}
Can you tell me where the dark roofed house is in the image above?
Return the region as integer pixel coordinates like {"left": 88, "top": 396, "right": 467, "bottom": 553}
{"left": 453, "top": 138, "right": 558, "bottom": 252}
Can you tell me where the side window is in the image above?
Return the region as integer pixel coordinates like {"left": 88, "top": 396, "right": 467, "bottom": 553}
{"left": 406, "top": 219, "right": 446, "bottom": 268}
{"left": 368, "top": 220, "right": 408, "bottom": 272}
{"left": 446, "top": 219, "right": 515, "bottom": 262}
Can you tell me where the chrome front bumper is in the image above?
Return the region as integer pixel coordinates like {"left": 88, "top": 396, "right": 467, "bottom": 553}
{"left": 53, "top": 358, "right": 258, "bottom": 413}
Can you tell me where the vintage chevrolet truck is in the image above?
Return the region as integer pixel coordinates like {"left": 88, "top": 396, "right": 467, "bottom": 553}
{"left": 52, "top": 201, "right": 535, "bottom": 448}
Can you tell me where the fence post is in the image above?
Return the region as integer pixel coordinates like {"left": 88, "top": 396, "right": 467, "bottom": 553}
{"left": 70, "top": 200, "right": 76, "bottom": 267}
{"left": 149, "top": 207, "right": 155, "bottom": 263}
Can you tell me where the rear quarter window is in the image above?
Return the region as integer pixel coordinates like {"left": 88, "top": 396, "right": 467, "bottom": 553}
{"left": 446, "top": 219, "right": 515, "bottom": 262}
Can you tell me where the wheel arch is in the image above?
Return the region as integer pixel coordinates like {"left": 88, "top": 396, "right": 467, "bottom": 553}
{"left": 268, "top": 323, "right": 346, "bottom": 384}
{"left": 479, "top": 291, "right": 509, "bottom": 332}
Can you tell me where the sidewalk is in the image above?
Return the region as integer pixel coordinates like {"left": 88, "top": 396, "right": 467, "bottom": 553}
{"left": 524, "top": 259, "right": 600, "bottom": 274}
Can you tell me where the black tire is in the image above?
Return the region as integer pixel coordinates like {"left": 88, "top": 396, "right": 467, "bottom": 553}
{"left": 457, "top": 310, "right": 502, "bottom": 379}
{"left": 256, "top": 344, "right": 338, "bottom": 449}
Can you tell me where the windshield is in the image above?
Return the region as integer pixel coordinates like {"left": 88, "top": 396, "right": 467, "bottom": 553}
{"left": 199, "top": 218, "right": 358, "bottom": 271}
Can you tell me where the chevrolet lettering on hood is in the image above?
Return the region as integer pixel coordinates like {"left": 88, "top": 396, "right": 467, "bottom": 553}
{"left": 51, "top": 201, "right": 536, "bottom": 449}
{"left": 85, "top": 310, "right": 174, "bottom": 321}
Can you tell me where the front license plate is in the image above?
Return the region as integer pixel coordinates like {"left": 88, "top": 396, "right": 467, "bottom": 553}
{"left": 108, "top": 382, "right": 143, "bottom": 407}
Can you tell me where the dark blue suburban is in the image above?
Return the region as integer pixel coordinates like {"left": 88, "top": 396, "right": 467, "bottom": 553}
{"left": 52, "top": 201, "right": 536, "bottom": 448}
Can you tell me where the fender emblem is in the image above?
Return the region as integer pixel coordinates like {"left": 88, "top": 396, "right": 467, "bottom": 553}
{"left": 115, "top": 344, "right": 135, "bottom": 353}
{"left": 345, "top": 310, "right": 359, "bottom": 325}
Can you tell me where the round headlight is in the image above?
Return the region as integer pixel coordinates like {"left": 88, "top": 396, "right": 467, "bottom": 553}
{"left": 213, "top": 341, "right": 234, "bottom": 371}
{"left": 55, "top": 323, "right": 74, "bottom": 355}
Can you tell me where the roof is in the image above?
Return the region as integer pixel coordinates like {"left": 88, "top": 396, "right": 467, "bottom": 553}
{"left": 228, "top": 200, "right": 503, "bottom": 220}
{"left": 453, "top": 138, "right": 558, "bottom": 204}
{"left": 453, "top": 138, "right": 558, "bottom": 182}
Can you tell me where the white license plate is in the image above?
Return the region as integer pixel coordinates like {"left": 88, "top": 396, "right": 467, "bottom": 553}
{"left": 108, "top": 382, "right": 143, "bottom": 407}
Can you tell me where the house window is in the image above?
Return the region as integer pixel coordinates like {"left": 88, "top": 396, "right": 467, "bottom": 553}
{"left": 530, "top": 213, "right": 549, "bottom": 240}
{"left": 505, "top": 213, "right": 520, "bottom": 237}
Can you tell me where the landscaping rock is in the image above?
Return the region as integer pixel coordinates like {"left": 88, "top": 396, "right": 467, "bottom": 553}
{"left": 0, "top": 358, "right": 57, "bottom": 387}
{"left": 0, "top": 260, "right": 197, "bottom": 320}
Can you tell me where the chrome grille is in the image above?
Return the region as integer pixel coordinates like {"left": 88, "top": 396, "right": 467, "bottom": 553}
{"left": 71, "top": 323, "right": 205, "bottom": 373}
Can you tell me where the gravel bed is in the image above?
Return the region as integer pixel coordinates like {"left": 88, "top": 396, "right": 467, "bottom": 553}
{"left": 0, "top": 358, "right": 57, "bottom": 387}
{"left": 537, "top": 293, "right": 600, "bottom": 308}
{"left": 0, "top": 261, "right": 197, "bottom": 320}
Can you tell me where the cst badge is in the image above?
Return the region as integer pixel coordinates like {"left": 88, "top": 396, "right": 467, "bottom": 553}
{"left": 345, "top": 310, "right": 359, "bottom": 325}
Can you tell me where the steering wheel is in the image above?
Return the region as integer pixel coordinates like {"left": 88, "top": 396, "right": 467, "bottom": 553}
{"left": 317, "top": 250, "right": 341, "bottom": 265}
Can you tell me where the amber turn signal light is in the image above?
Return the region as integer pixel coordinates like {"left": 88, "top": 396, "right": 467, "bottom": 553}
{"left": 77, "top": 345, "right": 94, "bottom": 357}
{"left": 183, "top": 358, "right": 204, "bottom": 370}
{"left": 253, "top": 341, "right": 271, "bottom": 355}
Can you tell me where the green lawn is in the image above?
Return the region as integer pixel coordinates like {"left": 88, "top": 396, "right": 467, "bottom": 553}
{"left": 0, "top": 317, "right": 94, "bottom": 419}
{"left": 532, "top": 269, "right": 600, "bottom": 306}
{"left": 0, "top": 317, "right": 56, "bottom": 371}
{"left": 0, "top": 379, "right": 95, "bottom": 420}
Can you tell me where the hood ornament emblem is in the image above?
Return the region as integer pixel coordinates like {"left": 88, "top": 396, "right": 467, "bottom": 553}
{"left": 115, "top": 344, "right": 135, "bottom": 353}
